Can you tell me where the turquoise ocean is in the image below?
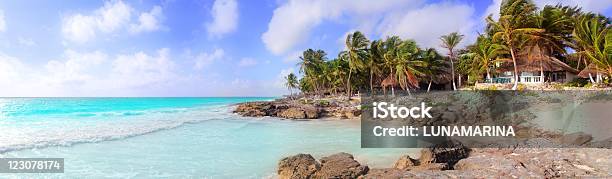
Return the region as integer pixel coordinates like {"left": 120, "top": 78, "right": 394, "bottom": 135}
{"left": 0, "top": 98, "right": 409, "bottom": 178}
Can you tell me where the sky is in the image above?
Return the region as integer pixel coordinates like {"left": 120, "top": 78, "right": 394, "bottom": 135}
{"left": 0, "top": 0, "right": 610, "bottom": 97}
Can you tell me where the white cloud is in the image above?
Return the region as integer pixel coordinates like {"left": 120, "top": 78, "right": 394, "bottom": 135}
{"left": 378, "top": 2, "right": 476, "bottom": 52}
{"left": 62, "top": 1, "right": 164, "bottom": 43}
{"left": 0, "top": 53, "right": 27, "bottom": 84}
{"left": 206, "top": 0, "right": 239, "bottom": 38}
{"left": 62, "top": 14, "right": 98, "bottom": 43}
{"left": 96, "top": 0, "right": 132, "bottom": 33}
{"left": 261, "top": 0, "right": 425, "bottom": 56}
{"left": 110, "top": 48, "right": 175, "bottom": 88}
{"left": 129, "top": 6, "right": 164, "bottom": 34}
{"left": 0, "top": 48, "right": 181, "bottom": 96}
{"left": 0, "top": 10, "right": 6, "bottom": 32}
{"left": 238, "top": 57, "right": 257, "bottom": 67}
{"left": 193, "top": 48, "right": 225, "bottom": 69}
{"left": 44, "top": 50, "right": 107, "bottom": 86}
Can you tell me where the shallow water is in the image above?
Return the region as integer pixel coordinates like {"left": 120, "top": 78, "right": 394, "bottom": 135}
{"left": 0, "top": 98, "right": 411, "bottom": 178}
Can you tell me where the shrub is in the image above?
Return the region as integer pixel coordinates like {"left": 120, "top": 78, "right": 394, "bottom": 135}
{"left": 485, "top": 85, "right": 498, "bottom": 91}
{"left": 517, "top": 83, "right": 527, "bottom": 91}
{"left": 564, "top": 78, "right": 589, "bottom": 87}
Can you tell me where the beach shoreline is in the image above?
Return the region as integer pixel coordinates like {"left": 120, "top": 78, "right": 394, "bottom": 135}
{"left": 233, "top": 91, "right": 612, "bottom": 178}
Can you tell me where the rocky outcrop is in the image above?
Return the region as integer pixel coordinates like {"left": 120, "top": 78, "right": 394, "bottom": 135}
{"left": 393, "top": 155, "right": 417, "bottom": 170}
{"left": 277, "top": 154, "right": 319, "bottom": 179}
{"left": 280, "top": 147, "right": 612, "bottom": 178}
{"left": 314, "top": 152, "right": 369, "bottom": 178}
{"left": 233, "top": 98, "right": 360, "bottom": 120}
{"left": 277, "top": 152, "right": 368, "bottom": 179}
{"left": 560, "top": 132, "right": 593, "bottom": 146}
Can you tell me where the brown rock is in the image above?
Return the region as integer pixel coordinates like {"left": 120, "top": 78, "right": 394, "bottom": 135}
{"left": 560, "top": 132, "right": 593, "bottom": 146}
{"left": 408, "top": 163, "right": 448, "bottom": 171}
{"left": 418, "top": 145, "right": 469, "bottom": 168}
{"left": 278, "top": 107, "right": 306, "bottom": 119}
{"left": 314, "top": 152, "right": 369, "bottom": 178}
{"left": 303, "top": 106, "right": 319, "bottom": 119}
{"left": 277, "top": 154, "right": 320, "bottom": 179}
{"left": 393, "top": 155, "right": 417, "bottom": 170}
{"left": 359, "top": 168, "right": 404, "bottom": 179}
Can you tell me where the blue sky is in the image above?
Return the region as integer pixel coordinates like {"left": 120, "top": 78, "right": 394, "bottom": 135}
{"left": 0, "top": 0, "right": 610, "bottom": 97}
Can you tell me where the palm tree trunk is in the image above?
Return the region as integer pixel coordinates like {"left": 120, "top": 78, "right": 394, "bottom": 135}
{"left": 370, "top": 70, "right": 374, "bottom": 94}
{"left": 450, "top": 56, "right": 457, "bottom": 91}
{"left": 427, "top": 79, "right": 432, "bottom": 93}
{"left": 510, "top": 47, "right": 519, "bottom": 90}
{"left": 347, "top": 67, "right": 352, "bottom": 100}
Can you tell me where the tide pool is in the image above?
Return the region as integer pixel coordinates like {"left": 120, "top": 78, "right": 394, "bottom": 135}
{"left": 0, "top": 98, "right": 411, "bottom": 178}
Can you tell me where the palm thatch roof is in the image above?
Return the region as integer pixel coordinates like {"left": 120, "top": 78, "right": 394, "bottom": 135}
{"left": 495, "top": 48, "right": 579, "bottom": 74}
{"left": 577, "top": 63, "right": 608, "bottom": 78}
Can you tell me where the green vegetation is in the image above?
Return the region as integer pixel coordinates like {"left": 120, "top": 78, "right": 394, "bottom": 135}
{"left": 284, "top": 73, "right": 299, "bottom": 97}
{"left": 292, "top": 0, "right": 610, "bottom": 96}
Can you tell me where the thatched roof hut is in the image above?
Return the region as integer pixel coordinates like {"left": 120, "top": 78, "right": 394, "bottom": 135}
{"left": 495, "top": 48, "right": 579, "bottom": 74}
{"left": 577, "top": 63, "right": 608, "bottom": 78}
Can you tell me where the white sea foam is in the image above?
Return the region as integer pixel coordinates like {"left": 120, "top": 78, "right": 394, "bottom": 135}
{"left": 0, "top": 105, "right": 232, "bottom": 153}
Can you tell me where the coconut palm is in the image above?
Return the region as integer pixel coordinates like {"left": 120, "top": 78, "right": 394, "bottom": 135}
{"left": 440, "top": 32, "right": 464, "bottom": 90}
{"left": 573, "top": 14, "right": 611, "bottom": 80}
{"left": 297, "top": 49, "right": 327, "bottom": 94}
{"left": 418, "top": 48, "right": 447, "bottom": 92}
{"left": 285, "top": 73, "right": 298, "bottom": 98}
{"left": 523, "top": 5, "right": 580, "bottom": 82}
{"left": 394, "top": 40, "right": 424, "bottom": 93}
{"left": 380, "top": 36, "right": 403, "bottom": 95}
{"left": 344, "top": 31, "right": 369, "bottom": 99}
{"left": 367, "top": 40, "right": 384, "bottom": 93}
{"left": 469, "top": 35, "right": 504, "bottom": 81}
{"left": 487, "top": 0, "right": 543, "bottom": 90}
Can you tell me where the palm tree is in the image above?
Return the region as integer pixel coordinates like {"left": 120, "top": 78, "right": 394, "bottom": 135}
{"left": 525, "top": 5, "right": 578, "bottom": 82}
{"left": 297, "top": 49, "right": 326, "bottom": 94}
{"left": 572, "top": 14, "right": 611, "bottom": 81}
{"left": 440, "top": 32, "right": 464, "bottom": 90}
{"left": 419, "top": 48, "right": 447, "bottom": 92}
{"left": 469, "top": 35, "right": 503, "bottom": 81}
{"left": 487, "top": 0, "right": 542, "bottom": 90}
{"left": 381, "top": 36, "right": 402, "bottom": 95}
{"left": 285, "top": 73, "right": 298, "bottom": 98}
{"left": 394, "top": 40, "right": 424, "bottom": 94}
{"left": 367, "top": 40, "right": 384, "bottom": 93}
{"left": 344, "top": 31, "right": 370, "bottom": 99}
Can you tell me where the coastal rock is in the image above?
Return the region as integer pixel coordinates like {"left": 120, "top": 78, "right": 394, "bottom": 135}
{"left": 453, "top": 153, "right": 535, "bottom": 177}
{"left": 418, "top": 144, "right": 470, "bottom": 168}
{"left": 359, "top": 168, "right": 404, "bottom": 179}
{"left": 314, "top": 152, "right": 369, "bottom": 178}
{"left": 277, "top": 154, "right": 320, "bottom": 179}
{"left": 277, "top": 107, "right": 307, "bottom": 119}
{"left": 588, "top": 137, "right": 612, "bottom": 148}
{"left": 408, "top": 163, "right": 448, "bottom": 171}
{"left": 393, "top": 155, "right": 417, "bottom": 170}
{"left": 560, "top": 132, "right": 593, "bottom": 146}
{"left": 233, "top": 102, "right": 274, "bottom": 117}
{"left": 234, "top": 97, "right": 362, "bottom": 120}
{"left": 303, "top": 106, "right": 319, "bottom": 119}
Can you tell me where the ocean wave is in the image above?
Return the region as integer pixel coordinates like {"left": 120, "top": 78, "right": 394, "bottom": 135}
{"left": 0, "top": 105, "right": 233, "bottom": 154}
